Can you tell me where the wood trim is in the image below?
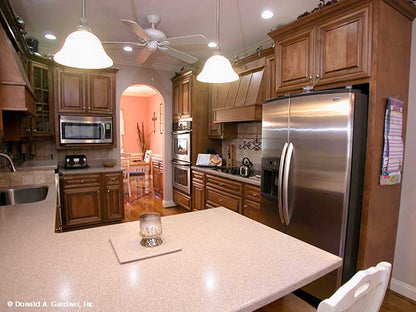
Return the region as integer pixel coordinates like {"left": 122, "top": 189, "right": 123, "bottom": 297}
{"left": 214, "top": 104, "right": 262, "bottom": 123}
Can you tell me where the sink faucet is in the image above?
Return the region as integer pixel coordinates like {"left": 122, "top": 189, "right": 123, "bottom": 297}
{"left": 0, "top": 153, "right": 16, "bottom": 172}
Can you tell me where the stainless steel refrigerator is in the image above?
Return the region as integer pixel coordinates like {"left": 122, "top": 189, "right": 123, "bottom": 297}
{"left": 261, "top": 89, "right": 368, "bottom": 301}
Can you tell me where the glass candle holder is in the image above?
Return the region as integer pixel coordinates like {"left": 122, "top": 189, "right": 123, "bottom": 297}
{"left": 139, "top": 212, "right": 163, "bottom": 247}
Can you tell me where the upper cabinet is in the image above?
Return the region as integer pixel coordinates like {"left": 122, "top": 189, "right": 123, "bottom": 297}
{"left": 172, "top": 72, "right": 192, "bottom": 120}
{"left": 29, "top": 60, "right": 54, "bottom": 136}
{"left": 270, "top": 2, "right": 372, "bottom": 94}
{"left": 55, "top": 67, "right": 117, "bottom": 115}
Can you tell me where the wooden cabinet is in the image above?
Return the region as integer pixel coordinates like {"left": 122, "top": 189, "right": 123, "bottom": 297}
{"left": 192, "top": 182, "right": 205, "bottom": 211}
{"left": 152, "top": 159, "right": 163, "bottom": 197}
{"left": 192, "top": 169, "right": 261, "bottom": 219}
{"left": 29, "top": 60, "right": 53, "bottom": 136}
{"left": 60, "top": 172, "right": 124, "bottom": 230}
{"left": 56, "top": 67, "right": 116, "bottom": 115}
{"left": 271, "top": 3, "right": 372, "bottom": 94}
{"left": 172, "top": 74, "right": 192, "bottom": 120}
{"left": 62, "top": 185, "right": 102, "bottom": 228}
{"left": 173, "top": 189, "right": 191, "bottom": 211}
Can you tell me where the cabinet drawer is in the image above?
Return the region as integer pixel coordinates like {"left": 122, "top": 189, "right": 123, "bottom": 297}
{"left": 61, "top": 174, "right": 100, "bottom": 188}
{"left": 173, "top": 189, "right": 191, "bottom": 211}
{"left": 192, "top": 171, "right": 205, "bottom": 184}
{"left": 206, "top": 187, "right": 242, "bottom": 213}
{"left": 104, "top": 172, "right": 122, "bottom": 185}
{"left": 244, "top": 184, "right": 261, "bottom": 203}
{"left": 206, "top": 174, "right": 242, "bottom": 196}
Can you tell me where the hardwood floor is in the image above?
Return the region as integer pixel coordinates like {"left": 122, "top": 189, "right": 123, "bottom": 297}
{"left": 121, "top": 181, "right": 416, "bottom": 312}
{"left": 123, "top": 179, "right": 186, "bottom": 222}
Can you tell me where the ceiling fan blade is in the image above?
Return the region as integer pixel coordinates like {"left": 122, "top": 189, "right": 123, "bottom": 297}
{"left": 121, "top": 19, "right": 149, "bottom": 40}
{"left": 160, "top": 47, "right": 198, "bottom": 64}
{"left": 101, "top": 41, "right": 146, "bottom": 47}
{"left": 136, "top": 48, "right": 152, "bottom": 64}
{"left": 164, "top": 34, "right": 207, "bottom": 47}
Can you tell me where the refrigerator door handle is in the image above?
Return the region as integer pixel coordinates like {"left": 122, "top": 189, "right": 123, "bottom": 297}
{"left": 278, "top": 142, "right": 288, "bottom": 224}
{"left": 283, "top": 143, "right": 294, "bottom": 225}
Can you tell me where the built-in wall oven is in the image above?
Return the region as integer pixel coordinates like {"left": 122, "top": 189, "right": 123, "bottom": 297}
{"left": 172, "top": 120, "right": 192, "bottom": 194}
{"left": 60, "top": 115, "right": 113, "bottom": 144}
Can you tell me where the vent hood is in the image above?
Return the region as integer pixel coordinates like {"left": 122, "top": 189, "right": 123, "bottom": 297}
{"left": 0, "top": 25, "right": 35, "bottom": 115}
{"left": 211, "top": 57, "right": 269, "bottom": 123}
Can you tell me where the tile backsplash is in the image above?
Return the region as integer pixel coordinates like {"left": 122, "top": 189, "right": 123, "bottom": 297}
{"left": 222, "top": 122, "right": 262, "bottom": 171}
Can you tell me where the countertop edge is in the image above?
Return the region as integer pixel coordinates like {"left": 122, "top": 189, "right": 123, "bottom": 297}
{"left": 192, "top": 166, "right": 261, "bottom": 186}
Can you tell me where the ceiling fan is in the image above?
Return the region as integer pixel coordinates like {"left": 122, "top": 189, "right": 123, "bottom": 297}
{"left": 103, "top": 14, "right": 207, "bottom": 64}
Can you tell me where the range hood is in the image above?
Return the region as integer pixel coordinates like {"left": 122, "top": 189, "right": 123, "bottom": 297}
{"left": 212, "top": 58, "right": 267, "bottom": 123}
{"left": 0, "top": 24, "right": 35, "bottom": 115}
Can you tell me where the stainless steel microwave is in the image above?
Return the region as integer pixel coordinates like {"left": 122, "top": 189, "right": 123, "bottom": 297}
{"left": 60, "top": 116, "right": 113, "bottom": 144}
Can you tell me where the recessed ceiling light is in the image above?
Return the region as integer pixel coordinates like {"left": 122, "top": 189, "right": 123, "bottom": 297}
{"left": 44, "top": 33, "right": 56, "bottom": 40}
{"left": 123, "top": 46, "right": 133, "bottom": 52}
{"left": 261, "top": 10, "right": 274, "bottom": 19}
{"left": 208, "top": 42, "right": 217, "bottom": 48}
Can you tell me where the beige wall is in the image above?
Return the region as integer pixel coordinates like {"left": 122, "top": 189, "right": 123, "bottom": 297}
{"left": 392, "top": 20, "right": 416, "bottom": 300}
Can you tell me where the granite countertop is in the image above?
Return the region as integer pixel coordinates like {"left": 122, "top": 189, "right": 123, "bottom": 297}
{"left": 59, "top": 165, "right": 123, "bottom": 175}
{"left": 0, "top": 188, "right": 341, "bottom": 311}
{"left": 15, "top": 159, "right": 58, "bottom": 171}
{"left": 192, "top": 166, "right": 261, "bottom": 186}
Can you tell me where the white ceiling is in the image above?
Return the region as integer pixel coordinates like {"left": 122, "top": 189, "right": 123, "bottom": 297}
{"left": 11, "top": 0, "right": 319, "bottom": 71}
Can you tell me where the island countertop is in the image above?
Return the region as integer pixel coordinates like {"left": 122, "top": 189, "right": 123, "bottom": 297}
{"left": 0, "top": 185, "right": 341, "bottom": 312}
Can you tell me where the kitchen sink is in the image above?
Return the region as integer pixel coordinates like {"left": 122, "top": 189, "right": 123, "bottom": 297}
{"left": 0, "top": 186, "right": 48, "bottom": 206}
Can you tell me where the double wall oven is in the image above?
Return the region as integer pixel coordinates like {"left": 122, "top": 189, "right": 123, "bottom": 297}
{"left": 172, "top": 120, "right": 191, "bottom": 194}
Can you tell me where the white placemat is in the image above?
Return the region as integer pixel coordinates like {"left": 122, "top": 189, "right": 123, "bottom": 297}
{"left": 110, "top": 235, "right": 182, "bottom": 264}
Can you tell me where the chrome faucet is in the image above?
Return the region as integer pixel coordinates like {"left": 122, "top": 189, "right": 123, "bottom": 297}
{"left": 0, "top": 153, "right": 16, "bottom": 172}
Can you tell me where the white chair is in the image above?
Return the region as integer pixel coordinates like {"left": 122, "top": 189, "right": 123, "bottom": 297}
{"left": 317, "top": 262, "right": 391, "bottom": 312}
{"left": 120, "top": 153, "right": 131, "bottom": 198}
{"left": 129, "top": 150, "right": 152, "bottom": 194}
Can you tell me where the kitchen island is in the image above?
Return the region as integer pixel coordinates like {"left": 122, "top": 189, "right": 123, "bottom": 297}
{"left": 0, "top": 183, "right": 341, "bottom": 312}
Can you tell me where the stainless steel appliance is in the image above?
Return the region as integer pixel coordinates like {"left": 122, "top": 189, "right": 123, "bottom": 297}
{"left": 172, "top": 120, "right": 192, "bottom": 194}
{"left": 64, "top": 155, "right": 88, "bottom": 169}
{"left": 60, "top": 116, "right": 113, "bottom": 144}
{"left": 172, "top": 160, "right": 191, "bottom": 194}
{"left": 261, "top": 89, "right": 368, "bottom": 301}
{"left": 172, "top": 120, "right": 191, "bottom": 162}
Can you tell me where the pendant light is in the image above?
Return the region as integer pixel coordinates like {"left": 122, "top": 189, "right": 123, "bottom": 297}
{"left": 54, "top": 0, "right": 113, "bottom": 69}
{"left": 197, "top": 0, "right": 239, "bottom": 83}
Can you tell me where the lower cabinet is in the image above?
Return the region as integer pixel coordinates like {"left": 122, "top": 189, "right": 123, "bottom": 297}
{"left": 191, "top": 169, "right": 261, "bottom": 221}
{"left": 173, "top": 189, "right": 191, "bottom": 211}
{"left": 192, "top": 182, "right": 205, "bottom": 211}
{"left": 152, "top": 159, "right": 164, "bottom": 196}
{"left": 60, "top": 172, "right": 124, "bottom": 230}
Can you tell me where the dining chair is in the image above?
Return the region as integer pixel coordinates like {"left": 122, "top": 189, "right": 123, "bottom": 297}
{"left": 120, "top": 153, "right": 131, "bottom": 198}
{"left": 129, "top": 150, "right": 152, "bottom": 191}
{"left": 317, "top": 262, "right": 391, "bottom": 312}
{"left": 256, "top": 262, "right": 391, "bottom": 312}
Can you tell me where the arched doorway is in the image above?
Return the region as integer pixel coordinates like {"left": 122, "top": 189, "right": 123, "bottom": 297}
{"left": 120, "top": 83, "right": 166, "bottom": 217}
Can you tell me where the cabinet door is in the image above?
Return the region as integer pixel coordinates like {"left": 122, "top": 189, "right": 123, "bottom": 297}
{"left": 30, "top": 61, "right": 53, "bottom": 136}
{"left": 181, "top": 78, "right": 191, "bottom": 118}
{"left": 192, "top": 182, "right": 205, "bottom": 211}
{"left": 104, "top": 184, "right": 124, "bottom": 222}
{"left": 172, "top": 81, "right": 181, "bottom": 120}
{"left": 275, "top": 28, "right": 314, "bottom": 93}
{"left": 243, "top": 199, "right": 261, "bottom": 222}
{"left": 57, "top": 69, "right": 85, "bottom": 113}
{"left": 87, "top": 73, "right": 114, "bottom": 114}
{"left": 315, "top": 5, "right": 371, "bottom": 85}
{"left": 62, "top": 186, "right": 102, "bottom": 228}
{"left": 265, "top": 55, "right": 277, "bottom": 100}
{"left": 206, "top": 186, "right": 242, "bottom": 213}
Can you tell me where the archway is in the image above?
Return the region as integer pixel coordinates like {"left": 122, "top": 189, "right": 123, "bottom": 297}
{"left": 119, "top": 83, "right": 165, "bottom": 214}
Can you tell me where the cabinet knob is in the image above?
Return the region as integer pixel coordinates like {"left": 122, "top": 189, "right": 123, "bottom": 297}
{"left": 316, "top": 74, "right": 320, "bottom": 79}
{"left": 97, "top": 191, "right": 100, "bottom": 194}
{"left": 252, "top": 193, "right": 257, "bottom": 197}
{"left": 88, "top": 106, "right": 91, "bottom": 110}
{"left": 107, "top": 189, "right": 110, "bottom": 193}
{"left": 219, "top": 198, "right": 223, "bottom": 202}
{"left": 244, "top": 205, "right": 248, "bottom": 208}
{"left": 308, "top": 75, "right": 312, "bottom": 80}
{"left": 219, "top": 183, "right": 223, "bottom": 186}
{"left": 80, "top": 180, "right": 84, "bottom": 183}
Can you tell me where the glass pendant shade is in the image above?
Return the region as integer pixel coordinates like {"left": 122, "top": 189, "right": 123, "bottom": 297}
{"left": 197, "top": 52, "right": 239, "bottom": 83}
{"left": 54, "top": 29, "right": 113, "bottom": 69}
